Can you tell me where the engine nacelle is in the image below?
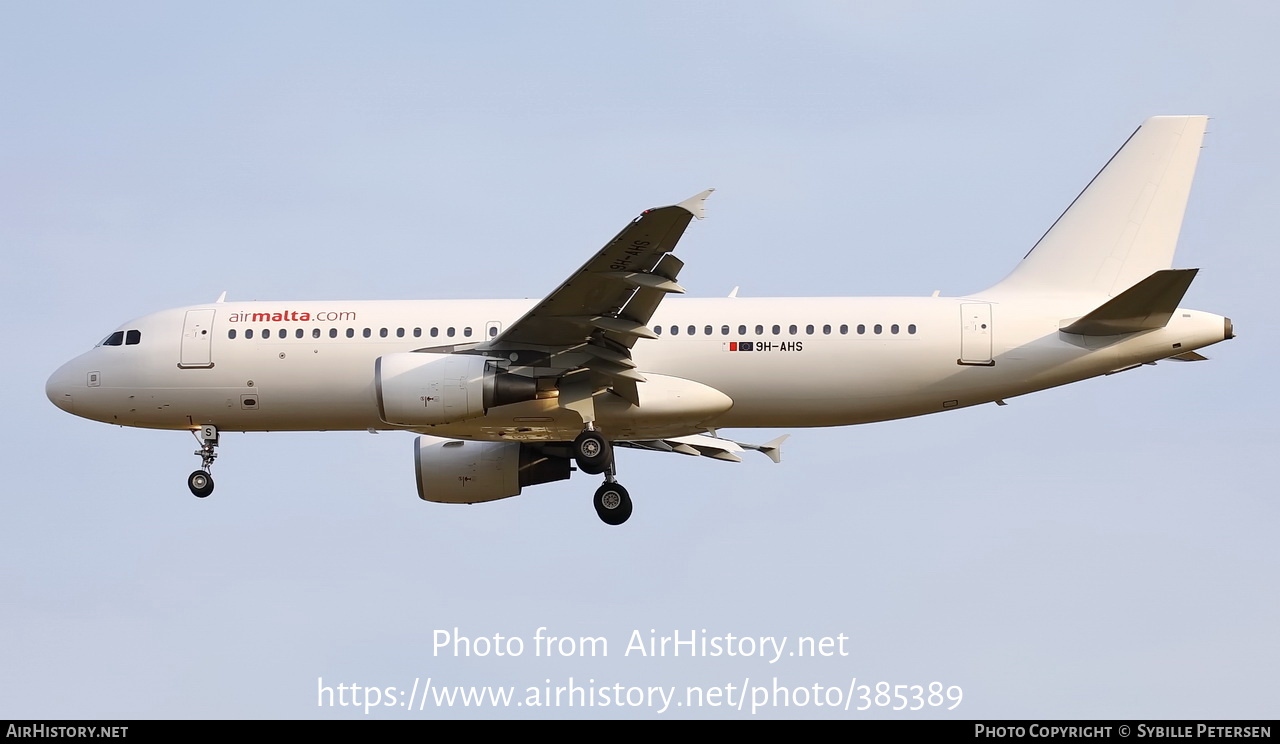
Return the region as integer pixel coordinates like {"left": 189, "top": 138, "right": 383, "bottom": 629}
{"left": 414, "top": 437, "right": 571, "bottom": 503}
{"left": 376, "top": 352, "right": 537, "bottom": 426}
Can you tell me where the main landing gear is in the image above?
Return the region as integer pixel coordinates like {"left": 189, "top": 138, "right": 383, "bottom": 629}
{"left": 572, "top": 428, "right": 610, "bottom": 474}
{"left": 593, "top": 479, "right": 632, "bottom": 526}
{"left": 188, "top": 424, "right": 218, "bottom": 498}
{"left": 574, "top": 427, "right": 632, "bottom": 526}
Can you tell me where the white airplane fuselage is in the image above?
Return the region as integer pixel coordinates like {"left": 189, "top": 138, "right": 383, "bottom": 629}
{"left": 46, "top": 294, "right": 1231, "bottom": 441}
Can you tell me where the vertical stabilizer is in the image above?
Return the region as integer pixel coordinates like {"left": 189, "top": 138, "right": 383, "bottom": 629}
{"left": 985, "top": 116, "right": 1208, "bottom": 299}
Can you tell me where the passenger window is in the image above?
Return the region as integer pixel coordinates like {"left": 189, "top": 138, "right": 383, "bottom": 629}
{"left": 380, "top": 328, "right": 388, "bottom": 338}
{"left": 488, "top": 326, "right": 497, "bottom": 338}
{"left": 295, "top": 328, "right": 304, "bottom": 339}
{"left": 721, "top": 325, "right": 730, "bottom": 336}
{"left": 687, "top": 325, "right": 695, "bottom": 335}
{"left": 771, "top": 325, "right": 780, "bottom": 335}
{"left": 823, "top": 324, "right": 831, "bottom": 335}
{"left": 261, "top": 328, "right": 269, "bottom": 338}
{"left": 228, "top": 329, "right": 237, "bottom": 340}
{"left": 279, "top": 329, "right": 287, "bottom": 339}
{"left": 891, "top": 324, "right": 900, "bottom": 334}
{"left": 671, "top": 325, "right": 679, "bottom": 336}
{"left": 857, "top": 324, "right": 866, "bottom": 334}
{"left": 414, "top": 328, "right": 422, "bottom": 338}
{"left": 908, "top": 324, "right": 917, "bottom": 334}
{"left": 464, "top": 327, "right": 473, "bottom": 338}
{"left": 755, "top": 325, "right": 764, "bottom": 335}
{"left": 313, "top": 328, "right": 321, "bottom": 338}
{"left": 246, "top": 329, "right": 254, "bottom": 339}
{"left": 840, "top": 324, "right": 848, "bottom": 335}
{"left": 363, "top": 328, "right": 371, "bottom": 338}
{"left": 329, "top": 328, "right": 337, "bottom": 338}
{"left": 346, "top": 328, "right": 355, "bottom": 338}
{"left": 874, "top": 324, "right": 883, "bottom": 334}
{"left": 654, "top": 326, "right": 663, "bottom": 335}
{"left": 431, "top": 327, "right": 439, "bottom": 338}
{"left": 805, "top": 324, "right": 814, "bottom": 335}
{"left": 788, "top": 324, "right": 797, "bottom": 335}
{"left": 704, "top": 325, "right": 713, "bottom": 335}
{"left": 447, "top": 327, "right": 455, "bottom": 338}
{"left": 396, "top": 328, "right": 405, "bottom": 338}
{"left": 738, "top": 325, "right": 747, "bottom": 335}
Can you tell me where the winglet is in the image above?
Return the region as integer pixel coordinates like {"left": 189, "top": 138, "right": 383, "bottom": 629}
{"left": 676, "top": 188, "right": 715, "bottom": 219}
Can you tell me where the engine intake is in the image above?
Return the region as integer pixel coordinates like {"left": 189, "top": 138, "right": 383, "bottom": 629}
{"left": 375, "top": 352, "right": 537, "bottom": 426}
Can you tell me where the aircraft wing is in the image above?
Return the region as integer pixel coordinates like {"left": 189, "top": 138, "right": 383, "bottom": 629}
{"left": 479, "top": 189, "right": 713, "bottom": 403}
{"left": 618, "top": 434, "right": 788, "bottom": 463}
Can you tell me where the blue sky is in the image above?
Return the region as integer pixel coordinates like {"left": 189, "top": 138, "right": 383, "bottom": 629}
{"left": 3, "top": 1, "right": 1276, "bottom": 719}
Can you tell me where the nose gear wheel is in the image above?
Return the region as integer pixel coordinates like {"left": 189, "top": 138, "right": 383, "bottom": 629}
{"left": 188, "top": 425, "right": 220, "bottom": 498}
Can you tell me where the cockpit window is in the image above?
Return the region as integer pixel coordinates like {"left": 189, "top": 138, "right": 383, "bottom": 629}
{"left": 125, "top": 330, "right": 141, "bottom": 345}
{"left": 100, "top": 331, "right": 125, "bottom": 347}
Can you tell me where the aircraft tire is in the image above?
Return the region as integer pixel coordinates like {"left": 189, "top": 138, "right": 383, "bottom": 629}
{"left": 593, "top": 482, "right": 632, "bottom": 525}
{"left": 188, "top": 470, "right": 214, "bottom": 498}
{"left": 573, "top": 430, "right": 611, "bottom": 475}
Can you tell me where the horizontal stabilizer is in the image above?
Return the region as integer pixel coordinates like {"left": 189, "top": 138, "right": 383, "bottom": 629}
{"left": 756, "top": 434, "right": 788, "bottom": 464}
{"left": 1060, "top": 268, "right": 1198, "bottom": 336}
{"left": 1168, "top": 351, "right": 1209, "bottom": 361}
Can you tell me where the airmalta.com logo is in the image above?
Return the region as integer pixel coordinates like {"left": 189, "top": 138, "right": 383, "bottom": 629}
{"left": 226, "top": 310, "right": 358, "bottom": 323}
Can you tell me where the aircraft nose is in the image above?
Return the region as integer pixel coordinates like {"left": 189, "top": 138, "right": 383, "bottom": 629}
{"left": 46, "top": 360, "right": 79, "bottom": 413}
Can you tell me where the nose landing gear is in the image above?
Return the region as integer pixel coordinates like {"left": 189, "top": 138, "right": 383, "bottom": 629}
{"left": 188, "top": 425, "right": 218, "bottom": 498}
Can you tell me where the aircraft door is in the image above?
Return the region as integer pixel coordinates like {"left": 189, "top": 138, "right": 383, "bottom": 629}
{"left": 959, "top": 303, "right": 993, "bottom": 365}
{"left": 179, "top": 309, "right": 216, "bottom": 369}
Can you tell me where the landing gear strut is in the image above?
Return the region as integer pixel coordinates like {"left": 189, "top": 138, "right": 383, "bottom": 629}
{"left": 188, "top": 425, "right": 218, "bottom": 498}
{"left": 576, "top": 426, "right": 631, "bottom": 525}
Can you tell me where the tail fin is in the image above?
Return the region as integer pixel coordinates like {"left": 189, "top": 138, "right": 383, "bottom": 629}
{"left": 985, "top": 116, "right": 1208, "bottom": 298}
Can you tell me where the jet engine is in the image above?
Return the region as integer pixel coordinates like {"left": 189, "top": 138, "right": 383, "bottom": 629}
{"left": 414, "top": 437, "right": 571, "bottom": 503}
{"left": 375, "top": 352, "right": 537, "bottom": 426}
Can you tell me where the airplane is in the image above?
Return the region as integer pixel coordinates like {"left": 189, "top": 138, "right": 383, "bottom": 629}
{"left": 45, "top": 116, "right": 1234, "bottom": 525}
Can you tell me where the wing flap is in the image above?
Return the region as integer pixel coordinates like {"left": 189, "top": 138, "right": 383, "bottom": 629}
{"left": 602, "top": 254, "right": 686, "bottom": 349}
